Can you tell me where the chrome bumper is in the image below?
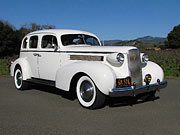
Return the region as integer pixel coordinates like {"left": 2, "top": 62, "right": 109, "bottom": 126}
{"left": 109, "top": 80, "right": 167, "bottom": 97}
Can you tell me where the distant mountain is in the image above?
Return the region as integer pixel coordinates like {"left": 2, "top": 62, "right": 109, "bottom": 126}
{"left": 135, "top": 36, "right": 167, "bottom": 43}
{"left": 102, "top": 36, "right": 167, "bottom": 45}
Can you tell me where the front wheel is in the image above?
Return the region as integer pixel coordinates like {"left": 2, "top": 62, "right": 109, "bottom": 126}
{"left": 76, "top": 76, "right": 105, "bottom": 109}
{"left": 14, "top": 68, "right": 29, "bottom": 90}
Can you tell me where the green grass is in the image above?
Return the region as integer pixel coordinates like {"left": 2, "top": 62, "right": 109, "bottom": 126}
{"left": 0, "top": 59, "right": 10, "bottom": 75}
{"left": 144, "top": 49, "right": 180, "bottom": 77}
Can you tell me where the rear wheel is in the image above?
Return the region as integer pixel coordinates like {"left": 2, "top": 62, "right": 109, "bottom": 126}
{"left": 76, "top": 76, "right": 105, "bottom": 109}
{"left": 14, "top": 68, "right": 29, "bottom": 90}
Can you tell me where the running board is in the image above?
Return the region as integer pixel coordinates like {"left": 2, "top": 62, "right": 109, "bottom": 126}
{"left": 26, "top": 78, "right": 55, "bottom": 87}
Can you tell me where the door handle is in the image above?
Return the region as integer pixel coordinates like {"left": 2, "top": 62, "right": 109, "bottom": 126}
{"left": 33, "top": 53, "right": 41, "bottom": 57}
{"left": 33, "top": 53, "right": 38, "bottom": 56}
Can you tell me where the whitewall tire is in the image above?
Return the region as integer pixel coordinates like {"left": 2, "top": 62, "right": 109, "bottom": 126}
{"left": 14, "top": 68, "right": 29, "bottom": 90}
{"left": 76, "top": 76, "right": 105, "bottom": 109}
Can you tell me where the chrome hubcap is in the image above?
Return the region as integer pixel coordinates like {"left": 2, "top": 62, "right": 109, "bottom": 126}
{"left": 80, "top": 80, "right": 94, "bottom": 102}
{"left": 16, "top": 71, "right": 22, "bottom": 86}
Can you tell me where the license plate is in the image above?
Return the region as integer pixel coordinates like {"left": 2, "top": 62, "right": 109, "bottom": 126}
{"left": 116, "top": 77, "right": 131, "bottom": 88}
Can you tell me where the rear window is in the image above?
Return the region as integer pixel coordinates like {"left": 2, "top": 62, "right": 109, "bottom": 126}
{"left": 29, "top": 36, "right": 38, "bottom": 48}
{"left": 22, "top": 37, "right": 28, "bottom": 48}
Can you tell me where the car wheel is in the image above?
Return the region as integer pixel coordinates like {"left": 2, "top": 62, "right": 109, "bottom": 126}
{"left": 76, "top": 76, "right": 105, "bottom": 109}
{"left": 14, "top": 68, "right": 29, "bottom": 90}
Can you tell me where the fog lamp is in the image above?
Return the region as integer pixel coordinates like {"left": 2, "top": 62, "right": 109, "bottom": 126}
{"left": 144, "top": 74, "right": 152, "bottom": 85}
{"left": 142, "top": 53, "right": 149, "bottom": 63}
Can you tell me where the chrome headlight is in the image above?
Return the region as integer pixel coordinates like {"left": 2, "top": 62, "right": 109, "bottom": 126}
{"left": 116, "top": 53, "right": 124, "bottom": 64}
{"left": 142, "top": 53, "right": 149, "bottom": 63}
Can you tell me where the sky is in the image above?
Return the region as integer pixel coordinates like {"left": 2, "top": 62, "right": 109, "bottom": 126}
{"left": 0, "top": 0, "right": 180, "bottom": 40}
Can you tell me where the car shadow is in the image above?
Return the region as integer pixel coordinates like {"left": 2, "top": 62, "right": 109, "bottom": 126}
{"left": 30, "top": 83, "right": 76, "bottom": 101}
{"left": 27, "top": 83, "right": 160, "bottom": 109}
{"left": 106, "top": 96, "right": 160, "bottom": 108}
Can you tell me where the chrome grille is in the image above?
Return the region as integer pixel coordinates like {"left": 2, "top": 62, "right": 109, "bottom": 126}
{"left": 128, "top": 49, "right": 142, "bottom": 86}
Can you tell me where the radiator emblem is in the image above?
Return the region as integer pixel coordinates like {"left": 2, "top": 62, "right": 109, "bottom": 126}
{"left": 133, "top": 55, "right": 136, "bottom": 61}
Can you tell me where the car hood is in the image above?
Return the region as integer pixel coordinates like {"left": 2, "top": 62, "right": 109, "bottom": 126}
{"left": 62, "top": 45, "right": 137, "bottom": 54}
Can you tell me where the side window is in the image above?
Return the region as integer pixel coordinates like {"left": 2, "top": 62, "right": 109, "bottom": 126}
{"left": 22, "top": 37, "right": 28, "bottom": 48}
{"left": 41, "top": 35, "right": 58, "bottom": 49}
{"left": 29, "top": 36, "right": 38, "bottom": 48}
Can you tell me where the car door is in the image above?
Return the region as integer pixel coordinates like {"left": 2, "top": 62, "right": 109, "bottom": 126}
{"left": 38, "top": 34, "right": 61, "bottom": 81}
{"left": 26, "top": 35, "right": 39, "bottom": 78}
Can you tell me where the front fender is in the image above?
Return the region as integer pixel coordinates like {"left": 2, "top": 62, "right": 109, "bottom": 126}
{"left": 10, "top": 58, "right": 32, "bottom": 80}
{"left": 55, "top": 62, "right": 116, "bottom": 95}
{"left": 142, "top": 61, "right": 164, "bottom": 85}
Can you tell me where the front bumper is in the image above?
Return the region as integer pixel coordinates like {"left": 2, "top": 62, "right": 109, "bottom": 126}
{"left": 109, "top": 80, "right": 167, "bottom": 97}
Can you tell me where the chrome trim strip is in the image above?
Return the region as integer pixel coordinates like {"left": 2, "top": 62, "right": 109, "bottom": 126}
{"left": 109, "top": 81, "right": 167, "bottom": 97}
{"left": 21, "top": 50, "right": 60, "bottom": 53}
{"left": 61, "top": 51, "right": 114, "bottom": 54}
{"left": 70, "top": 55, "right": 104, "bottom": 61}
{"left": 20, "top": 50, "right": 114, "bottom": 54}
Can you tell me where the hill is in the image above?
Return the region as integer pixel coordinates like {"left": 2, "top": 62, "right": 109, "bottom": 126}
{"left": 103, "top": 36, "right": 167, "bottom": 45}
{"left": 135, "top": 36, "right": 167, "bottom": 43}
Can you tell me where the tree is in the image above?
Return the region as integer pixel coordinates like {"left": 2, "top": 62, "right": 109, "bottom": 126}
{"left": 21, "top": 23, "right": 55, "bottom": 33}
{"left": 0, "top": 20, "right": 19, "bottom": 56}
{"left": 0, "top": 21, "right": 56, "bottom": 57}
{"left": 167, "top": 24, "right": 180, "bottom": 48}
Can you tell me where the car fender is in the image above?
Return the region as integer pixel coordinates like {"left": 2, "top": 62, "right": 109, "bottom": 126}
{"left": 55, "top": 61, "right": 116, "bottom": 95}
{"left": 142, "top": 61, "right": 164, "bottom": 85}
{"left": 10, "top": 58, "right": 32, "bottom": 80}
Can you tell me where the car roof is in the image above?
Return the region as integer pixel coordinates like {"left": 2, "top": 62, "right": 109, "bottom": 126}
{"left": 27, "top": 29, "right": 97, "bottom": 37}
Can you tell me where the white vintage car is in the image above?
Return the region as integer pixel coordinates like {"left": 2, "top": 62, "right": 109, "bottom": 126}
{"left": 10, "top": 29, "right": 167, "bottom": 109}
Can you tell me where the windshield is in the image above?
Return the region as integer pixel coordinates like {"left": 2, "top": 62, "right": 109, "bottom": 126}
{"left": 61, "top": 34, "right": 100, "bottom": 46}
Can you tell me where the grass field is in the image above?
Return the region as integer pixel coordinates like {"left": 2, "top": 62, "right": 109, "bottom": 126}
{"left": 0, "top": 58, "right": 10, "bottom": 76}
{"left": 0, "top": 56, "right": 18, "bottom": 76}
{"left": 145, "top": 49, "right": 180, "bottom": 77}
{"left": 0, "top": 49, "right": 180, "bottom": 77}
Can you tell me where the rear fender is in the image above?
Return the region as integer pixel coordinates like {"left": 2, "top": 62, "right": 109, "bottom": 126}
{"left": 10, "top": 58, "right": 32, "bottom": 80}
